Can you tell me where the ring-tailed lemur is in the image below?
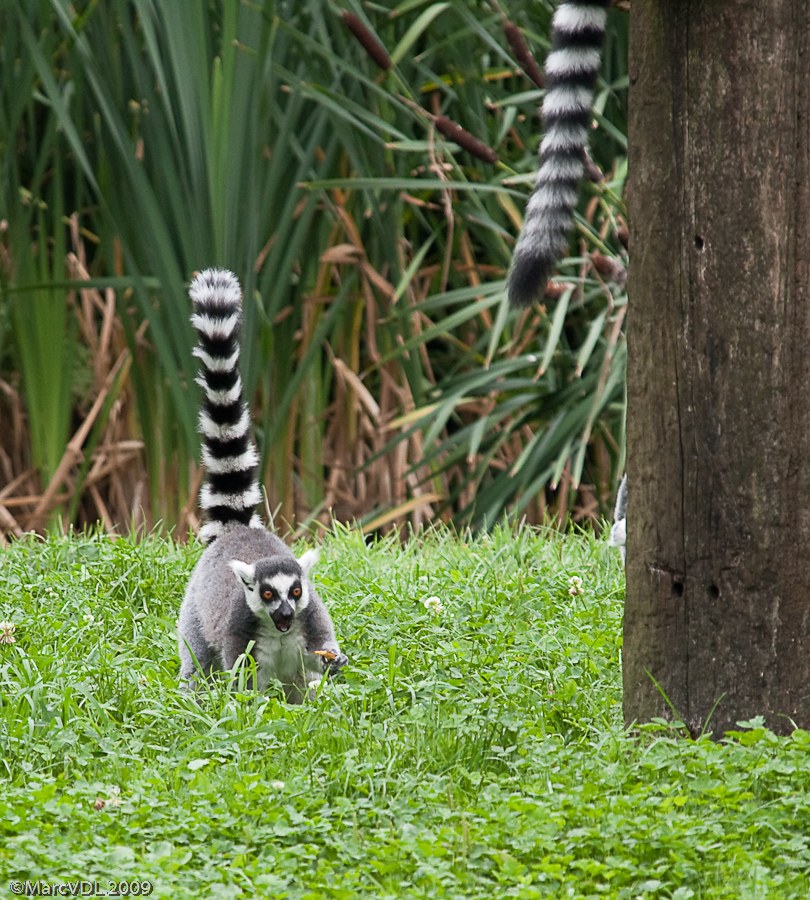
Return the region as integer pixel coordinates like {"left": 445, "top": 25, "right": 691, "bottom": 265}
{"left": 178, "top": 268, "right": 347, "bottom": 701}
{"left": 507, "top": 1, "right": 626, "bottom": 560}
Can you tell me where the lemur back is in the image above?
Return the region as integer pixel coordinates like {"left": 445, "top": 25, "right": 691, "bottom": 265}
{"left": 178, "top": 269, "right": 347, "bottom": 700}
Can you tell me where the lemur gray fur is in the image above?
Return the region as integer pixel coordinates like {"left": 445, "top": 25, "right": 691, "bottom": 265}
{"left": 177, "top": 268, "right": 347, "bottom": 701}
{"left": 507, "top": 0, "right": 626, "bottom": 559}
{"left": 608, "top": 473, "right": 627, "bottom": 563}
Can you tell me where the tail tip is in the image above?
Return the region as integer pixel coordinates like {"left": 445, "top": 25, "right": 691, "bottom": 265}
{"left": 506, "top": 256, "right": 553, "bottom": 308}
{"left": 189, "top": 268, "right": 242, "bottom": 310}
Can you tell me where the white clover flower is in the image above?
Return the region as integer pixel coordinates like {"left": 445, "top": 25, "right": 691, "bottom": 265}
{"left": 0, "top": 621, "right": 16, "bottom": 644}
{"left": 271, "top": 780, "right": 285, "bottom": 791}
{"left": 83, "top": 613, "right": 95, "bottom": 624}
{"left": 422, "top": 595, "right": 444, "bottom": 616}
{"left": 568, "top": 576, "right": 584, "bottom": 597}
{"left": 308, "top": 678, "right": 322, "bottom": 693}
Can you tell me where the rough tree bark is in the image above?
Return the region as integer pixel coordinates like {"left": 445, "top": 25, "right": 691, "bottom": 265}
{"left": 624, "top": 1, "right": 810, "bottom": 736}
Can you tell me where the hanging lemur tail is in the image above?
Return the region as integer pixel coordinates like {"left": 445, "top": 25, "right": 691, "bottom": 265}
{"left": 189, "top": 268, "right": 262, "bottom": 544}
{"left": 507, "top": 0, "right": 610, "bottom": 307}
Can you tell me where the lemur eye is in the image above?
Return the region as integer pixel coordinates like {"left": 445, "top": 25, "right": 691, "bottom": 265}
{"left": 292, "top": 586, "right": 302, "bottom": 599}
{"left": 261, "top": 589, "right": 274, "bottom": 602}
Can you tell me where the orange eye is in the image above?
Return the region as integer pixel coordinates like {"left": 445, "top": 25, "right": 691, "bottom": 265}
{"left": 261, "top": 589, "right": 274, "bottom": 601}
{"left": 292, "top": 586, "right": 302, "bottom": 599}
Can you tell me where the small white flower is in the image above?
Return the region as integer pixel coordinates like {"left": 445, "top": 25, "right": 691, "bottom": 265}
{"left": 271, "top": 780, "right": 285, "bottom": 791}
{"left": 0, "top": 621, "right": 16, "bottom": 644}
{"left": 106, "top": 785, "right": 122, "bottom": 808}
{"left": 83, "top": 613, "right": 95, "bottom": 624}
{"left": 307, "top": 678, "right": 322, "bottom": 693}
{"left": 568, "top": 576, "right": 584, "bottom": 596}
{"left": 422, "top": 595, "right": 444, "bottom": 616}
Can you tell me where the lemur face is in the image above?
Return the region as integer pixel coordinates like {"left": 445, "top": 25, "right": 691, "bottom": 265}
{"left": 229, "top": 551, "right": 318, "bottom": 633}
{"left": 256, "top": 573, "right": 307, "bottom": 632}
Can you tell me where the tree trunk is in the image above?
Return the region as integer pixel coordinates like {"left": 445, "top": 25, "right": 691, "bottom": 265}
{"left": 624, "top": 1, "right": 810, "bottom": 736}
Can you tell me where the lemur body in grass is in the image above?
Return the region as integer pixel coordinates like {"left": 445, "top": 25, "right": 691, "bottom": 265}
{"left": 177, "top": 269, "right": 347, "bottom": 701}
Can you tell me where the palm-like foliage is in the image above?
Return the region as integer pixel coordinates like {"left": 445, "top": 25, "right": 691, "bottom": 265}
{"left": 0, "top": 0, "right": 628, "bottom": 537}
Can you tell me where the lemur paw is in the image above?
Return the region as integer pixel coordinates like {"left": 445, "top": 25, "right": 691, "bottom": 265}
{"left": 329, "top": 652, "right": 348, "bottom": 674}
{"left": 313, "top": 650, "right": 348, "bottom": 675}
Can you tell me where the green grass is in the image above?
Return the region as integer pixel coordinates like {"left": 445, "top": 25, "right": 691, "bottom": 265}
{"left": 1, "top": 528, "right": 808, "bottom": 898}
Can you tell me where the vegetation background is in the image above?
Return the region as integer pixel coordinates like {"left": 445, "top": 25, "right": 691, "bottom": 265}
{"left": 0, "top": 0, "right": 628, "bottom": 541}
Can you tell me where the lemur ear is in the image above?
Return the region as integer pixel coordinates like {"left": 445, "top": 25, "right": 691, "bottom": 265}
{"left": 297, "top": 548, "right": 320, "bottom": 577}
{"left": 229, "top": 559, "right": 256, "bottom": 589}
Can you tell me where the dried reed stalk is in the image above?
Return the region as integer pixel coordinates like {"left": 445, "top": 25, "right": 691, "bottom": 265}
{"left": 28, "top": 349, "right": 132, "bottom": 529}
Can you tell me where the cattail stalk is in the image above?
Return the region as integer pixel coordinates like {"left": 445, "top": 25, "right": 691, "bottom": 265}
{"left": 434, "top": 115, "right": 498, "bottom": 165}
{"left": 503, "top": 21, "right": 543, "bottom": 89}
{"left": 341, "top": 11, "right": 392, "bottom": 71}
{"left": 590, "top": 252, "right": 628, "bottom": 286}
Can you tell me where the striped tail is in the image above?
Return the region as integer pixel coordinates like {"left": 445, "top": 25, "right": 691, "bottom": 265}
{"left": 189, "top": 268, "right": 262, "bottom": 544}
{"left": 507, "top": 0, "right": 610, "bottom": 307}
